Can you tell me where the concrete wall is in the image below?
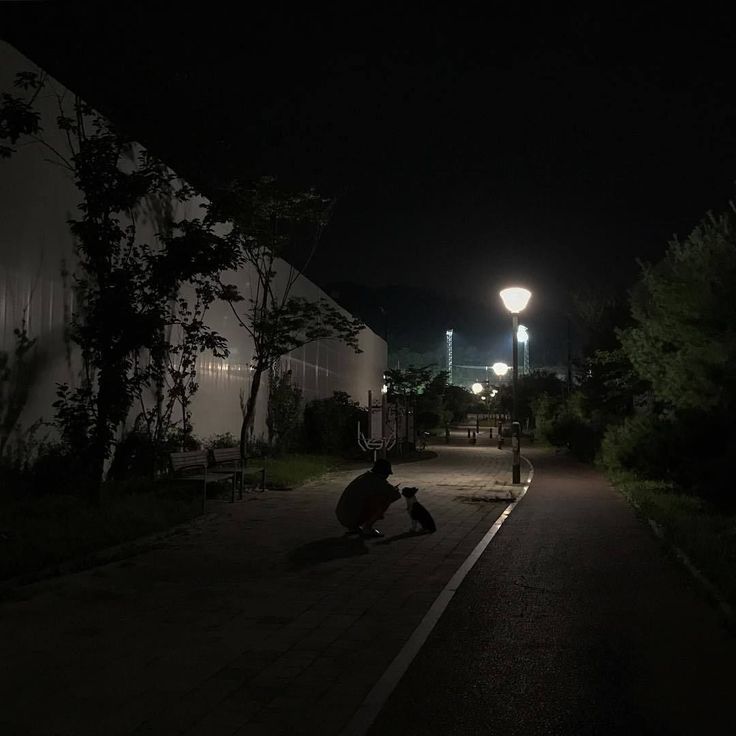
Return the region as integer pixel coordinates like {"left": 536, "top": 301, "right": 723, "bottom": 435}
{"left": 0, "top": 41, "right": 386, "bottom": 445}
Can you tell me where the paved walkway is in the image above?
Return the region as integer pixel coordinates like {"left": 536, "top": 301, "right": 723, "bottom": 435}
{"left": 368, "top": 448, "right": 736, "bottom": 735}
{"left": 0, "top": 433, "right": 517, "bottom": 736}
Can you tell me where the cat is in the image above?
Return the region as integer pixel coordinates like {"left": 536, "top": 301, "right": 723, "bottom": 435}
{"left": 401, "top": 486, "right": 436, "bottom": 533}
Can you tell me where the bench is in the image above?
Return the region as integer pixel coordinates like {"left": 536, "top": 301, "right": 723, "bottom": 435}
{"left": 169, "top": 450, "right": 236, "bottom": 512}
{"left": 211, "top": 447, "right": 266, "bottom": 499}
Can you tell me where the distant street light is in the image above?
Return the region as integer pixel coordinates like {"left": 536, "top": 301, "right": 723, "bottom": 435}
{"left": 471, "top": 382, "right": 484, "bottom": 394}
{"left": 499, "top": 287, "right": 532, "bottom": 483}
{"left": 492, "top": 362, "right": 509, "bottom": 377}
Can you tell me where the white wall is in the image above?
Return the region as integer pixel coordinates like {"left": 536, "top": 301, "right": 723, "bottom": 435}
{"left": 0, "top": 41, "right": 386, "bottom": 444}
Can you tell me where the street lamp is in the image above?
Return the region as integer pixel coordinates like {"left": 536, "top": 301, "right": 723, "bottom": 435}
{"left": 491, "top": 362, "right": 509, "bottom": 377}
{"left": 499, "top": 287, "right": 532, "bottom": 483}
{"left": 471, "top": 382, "right": 483, "bottom": 395}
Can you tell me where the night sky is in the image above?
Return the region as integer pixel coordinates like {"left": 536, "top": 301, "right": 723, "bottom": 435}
{"left": 3, "top": 3, "right": 736, "bottom": 360}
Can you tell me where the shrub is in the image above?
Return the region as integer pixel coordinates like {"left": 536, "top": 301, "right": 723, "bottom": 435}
{"left": 568, "top": 418, "right": 603, "bottom": 462}
{"left": 599, "top": 413, "right": 678, "bottom": 481}
{"left": 598, "top": 408, "right": 736, "bottom": 510}
{"left": 107, "top": 432, "right": 158, "bottom": 481}
{"left": 108, "top": 427, "right": 201, "bottom": 483}
{"left": 28, "top": 442, "right": 88, "bottom": 496}
{"left": 533, "top": 391, "right": 602, "bottom": 462}
{"left": 416, "top": 410, "right": 441, "bottom": 431}
{"left": 204, "top": 432, "right": 238, "bottom": 449}
{"left": 544, "top": 412, "right": 600, "bottom": 461}
{"left": 246, "top": 436, "right": 271, "bottom": 458}
{"left": 302, "top": 391, "right": 366, "bottom": 456}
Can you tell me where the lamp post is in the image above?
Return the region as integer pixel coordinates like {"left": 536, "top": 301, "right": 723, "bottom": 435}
{"left": 471, "top": 382, "right": 483, "bottom": 433}
{"left": 491, "top": 363, "right": 508, "bottom": 439}
{"left": 499, "top": 287, "right": 532, "bottom": 483}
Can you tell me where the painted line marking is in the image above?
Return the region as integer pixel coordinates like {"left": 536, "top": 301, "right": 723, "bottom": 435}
{"left": 341, "top": 455, "right": 534, "bottom": 736}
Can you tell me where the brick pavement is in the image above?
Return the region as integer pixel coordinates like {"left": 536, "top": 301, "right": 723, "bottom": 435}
{"left": 0, "top": 432, "right": 521, "bottom": 736}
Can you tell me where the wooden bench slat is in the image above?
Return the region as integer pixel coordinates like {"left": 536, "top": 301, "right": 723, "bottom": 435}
{"left": 210, "top": 447, "right": 265, "bottom": 496}
{"left": 168, "top": 450, "right": 238, "bottom": 510}
{"left": 169, "top": 448, "right": 264, "bottom": 506}
{"left": 212, "top": 447, "right": 241, "bottom": 463}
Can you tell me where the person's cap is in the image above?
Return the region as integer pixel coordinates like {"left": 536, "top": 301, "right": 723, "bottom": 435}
{"left": 372, "top": 458, "right": 393, "bottom": 475}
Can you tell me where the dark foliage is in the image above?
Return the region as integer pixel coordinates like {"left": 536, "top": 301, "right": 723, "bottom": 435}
{"left": 302, "top": 391, "right": 366, "bottom": 456}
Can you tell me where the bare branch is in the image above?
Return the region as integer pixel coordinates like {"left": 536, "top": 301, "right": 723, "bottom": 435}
{"left": 27, "top": 133, "right": 73, "bottom": 170}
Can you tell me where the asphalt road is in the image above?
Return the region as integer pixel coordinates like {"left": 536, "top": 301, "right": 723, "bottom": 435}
{"left": 367, "top": 448, "right": 736, "bottom": 735}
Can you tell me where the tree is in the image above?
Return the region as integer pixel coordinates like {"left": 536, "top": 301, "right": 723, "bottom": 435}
{"left": 0, "top": 324, "right": 40, "bottom": 461}
{"left": 139, "top": 223, "right": 234, "bottom": 454}
{"left": 417, "top": 372, "right": 473, "bottom": 431}
{"left": 213, "top": 178, "right": 364, "bottom": 462}
{"left": 266, "top": 365, "right": 302, "bottom": 453}
{"left": 443, "top": 384, "right": 474, "bottom": 421}
{"left": 302, "top": 391, "right": 365, "bottom": 456}
{"left": 0, "top": 72, "right": 236, "bottom": 499}
{"left": 385, "top": 364, "right": 437, "bottom": 435}
{"left": 620, "top": 204, "right": 736, "bottom": 412}
{"left": 385, "top": 367, "right": 469, "bottom": 433}
{"left": 492, "top": 370, "right": 566, "bottom": 428}
{"left": 384, "top": 364, "right": 434, "bottom": 402}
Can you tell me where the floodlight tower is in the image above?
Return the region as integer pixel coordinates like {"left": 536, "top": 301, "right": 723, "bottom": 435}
{"left": 446, "top": 329, "right": 454, "bottom": 385}
{"left": 517, "top": 324, "right": 530, "bottom": 375}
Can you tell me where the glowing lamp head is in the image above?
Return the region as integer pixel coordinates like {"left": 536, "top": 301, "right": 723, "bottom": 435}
{"left": 517, "top": 324, "right": 529, "bottom": 343}
{"left": 471, "top": 382, "right": 484, "bottom": 395}
{"left": 492, "top": 362, "right": 509, "bottom": 377}
{"left": 381, "top": 384, "right": 388, "bottom": 394}
{"left": 499, "top": 287, "right": 532, "bottom": 314}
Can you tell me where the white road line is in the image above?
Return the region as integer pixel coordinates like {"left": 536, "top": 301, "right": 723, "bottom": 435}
{"left": 340, "top": 455, "right": 535, "bottom": 736}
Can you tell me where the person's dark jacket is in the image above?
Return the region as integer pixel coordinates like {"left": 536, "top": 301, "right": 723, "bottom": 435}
{"left": 335, "top": 470, "right": 400, "bottom": 528}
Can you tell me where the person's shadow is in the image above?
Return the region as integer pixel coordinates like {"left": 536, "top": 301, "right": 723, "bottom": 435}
{"left": 288, "top": 536, "right": 368, "bottom": 567}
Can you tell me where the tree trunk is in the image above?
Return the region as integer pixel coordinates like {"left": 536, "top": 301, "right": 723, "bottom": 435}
{"left": 240, "top": 367, "right": 264, "bottom": 464}
{"left": 89, "top": 366, "right": 115, "bottom": 506}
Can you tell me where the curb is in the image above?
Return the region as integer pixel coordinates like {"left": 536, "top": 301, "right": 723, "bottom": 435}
{"left": 617, "top": 485, "right": 734, "bottom": 627}
{"left": 646, "top": 517, "right": 735, "bottom": 624}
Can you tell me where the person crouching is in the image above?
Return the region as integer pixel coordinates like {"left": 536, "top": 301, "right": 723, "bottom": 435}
{"left": 335, "top": 458, "right": 400, "bottom": 538}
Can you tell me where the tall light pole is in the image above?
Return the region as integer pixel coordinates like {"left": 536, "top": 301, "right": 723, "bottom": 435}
{"left": 499, "top": 287, "right": 532, "bottom": 483}
{"left": 446, "top": 329, "right": 454, "bottom": 385}
{"left": 517, "top": 324, "right": 529, "bottom": 375}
